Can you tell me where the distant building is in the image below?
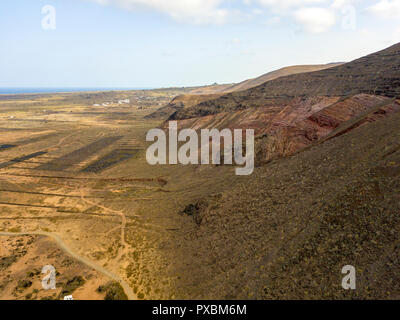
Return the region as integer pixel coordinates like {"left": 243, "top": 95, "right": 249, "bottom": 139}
{"left": 118, "top": 99, "right": 130, "bottom": 104}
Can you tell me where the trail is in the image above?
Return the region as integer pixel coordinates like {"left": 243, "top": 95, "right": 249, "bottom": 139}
{"left": 0, "top": 231, "right": 137, "bottom": 300}
{"left": 0, "top": 133, "right": 139, "bottom": 299}
{"left": 78, "top": 186, "right": 135, "bottom": 280}
{"left": 79, "top": 187, "right": 138, "bottom": 249}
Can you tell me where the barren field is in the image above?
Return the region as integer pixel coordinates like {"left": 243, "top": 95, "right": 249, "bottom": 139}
{"left": 0, "top": 90, "right": 238, "bottom": 300}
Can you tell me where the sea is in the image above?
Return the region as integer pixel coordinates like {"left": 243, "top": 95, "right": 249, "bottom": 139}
{"left": 0, "top": 88, "right": 150, "bottom": 94}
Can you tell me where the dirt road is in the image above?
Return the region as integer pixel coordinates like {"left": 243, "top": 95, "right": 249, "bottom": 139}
{"left": 0, "top": 231, "right": 137, "bottom": 300}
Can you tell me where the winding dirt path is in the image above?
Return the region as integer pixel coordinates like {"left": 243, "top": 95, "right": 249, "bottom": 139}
{"left": 0, "top": 231, "right": 137, "bottom": 300}
{"left": 0, "top": 133, "right": 139, "bottom": 299}
{"left": 79, "top": 187, "right": 138, "bottom": 250}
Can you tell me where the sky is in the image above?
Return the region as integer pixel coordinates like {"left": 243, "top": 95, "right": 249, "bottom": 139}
{"left": 1, "top": 0, "right": 400, "bottom": 88}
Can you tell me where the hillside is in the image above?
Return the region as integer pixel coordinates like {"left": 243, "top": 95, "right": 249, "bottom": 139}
{"left": 156, "top": 43, "right": 400, "bottom": 299}
{"left": 171, "top": 43, "right": 400, "bottom": 120}
{"left": 145, "top": 93, "right": 222, "bottom": 119}
{"left": 163, "top": 43, "right": 400, "bottom": 174}
{"left": 148, "top": 64, "right": 342, "bottom": 119}
{"left": 166, "top": 94, "right": 400, "bottom": 163}
{"left": 188, "top": 64, "right": 343, "bottom": 95}
{"left": 222, "top": 63, "right": 343, "bottom": 93}
{"left": 170, "top": 109, "right": 400, "bottom": 299}
{"left": 188, "top": 84, "right": 235, "bottom": 95}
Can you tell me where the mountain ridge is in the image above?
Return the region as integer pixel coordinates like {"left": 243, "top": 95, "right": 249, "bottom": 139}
{"left": 148, "top": 63, "right": 342, "bottom": 119}
{"left": 220, "top": 63, "right": 344, "bottom": 93}
{"left": 170, "top": 43, "right": 400, "bottom": 121}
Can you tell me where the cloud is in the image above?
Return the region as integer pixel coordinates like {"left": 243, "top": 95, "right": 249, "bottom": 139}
{"left": 367, "top": 0, "right": 400, "bottom": 19}
{"left": 293, "top": 7, "right": 336, "bottom": 33}
{"left": 257, "top": 0, "right": 361, "bottom": 33}
{"left": 257, "top": 0, "right": 329, "bottom": 12}
{"left": 84, "top": 0, "right": 358, "bottom": 32}
{"left": 85, "top": 0, "right": 229, "bottom": 24}
{"left": 256, "top": 0, "right": 342, "bottom": 33}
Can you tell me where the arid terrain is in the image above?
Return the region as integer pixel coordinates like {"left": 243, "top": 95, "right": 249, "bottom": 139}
{"left": 0, "top": 88, "right": 207, "bottom": 300}
{"left": 1, "top": 43, "right": 400, "bottom": 300}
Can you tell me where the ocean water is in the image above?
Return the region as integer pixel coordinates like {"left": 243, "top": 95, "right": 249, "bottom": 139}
{"left": 0, "top": 88, "right": 149, "bottom": 94}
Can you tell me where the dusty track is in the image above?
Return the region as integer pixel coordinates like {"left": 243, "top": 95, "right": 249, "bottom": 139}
{"left": 0, "top": 231, "right": 137, "bottom": 300}
{"left": 79, "top": 186, "right": 135, "bottom": 263}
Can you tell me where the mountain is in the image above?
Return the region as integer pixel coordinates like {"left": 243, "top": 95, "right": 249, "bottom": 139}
{"left": 171, "top": 43, "right": 400, "bottom": 120}
{"left": 147, "top": 63, "right": 342, "bottom": 119}
{"left": 172, "top": 108, "right": 400, "bottom": 299}
{"left": 145, "top": 93, "right": 222, "bottom": 119}
{"left": 188, "top": 64, "right": 343, "bottom": 94}
{"left": 220, "top": 63, "right": 343, "bottom": 93}
{"left": 187, "top": 84, "right": 234, "bottom": 95}
{"left": 165, "top": 43, "right": 400, "bottom": 299}
{"left": 165, "top": 43, "right": 400, "bottom": 165}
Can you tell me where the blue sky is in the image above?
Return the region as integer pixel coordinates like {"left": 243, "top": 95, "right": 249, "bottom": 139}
{"left": 1, "top": 0, "right": 400, "bottom": 88}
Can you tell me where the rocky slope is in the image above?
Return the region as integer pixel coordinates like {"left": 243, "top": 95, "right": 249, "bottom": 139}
{"left": 171, "top": 43, "right": 400, "bottom": 120}
{"left": 221, "top": 63, "right": 343, "bottom": 93}
{"left": 145, "top": 93, "right": 222, "bottom": 119}
{"left": 140, "top": 43, "right": 400, "bottom": 300}
{"left": 168, "top": 94, "right": 400, "bottom": 163}
{"left": 148, "top": 64, "right": 342, "bottom": 119}
{"left": 165, "top": 43, "right": 400, "bottom": 164}
{"left": 171, "top": 109, "right": 400, "bottom": 299}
